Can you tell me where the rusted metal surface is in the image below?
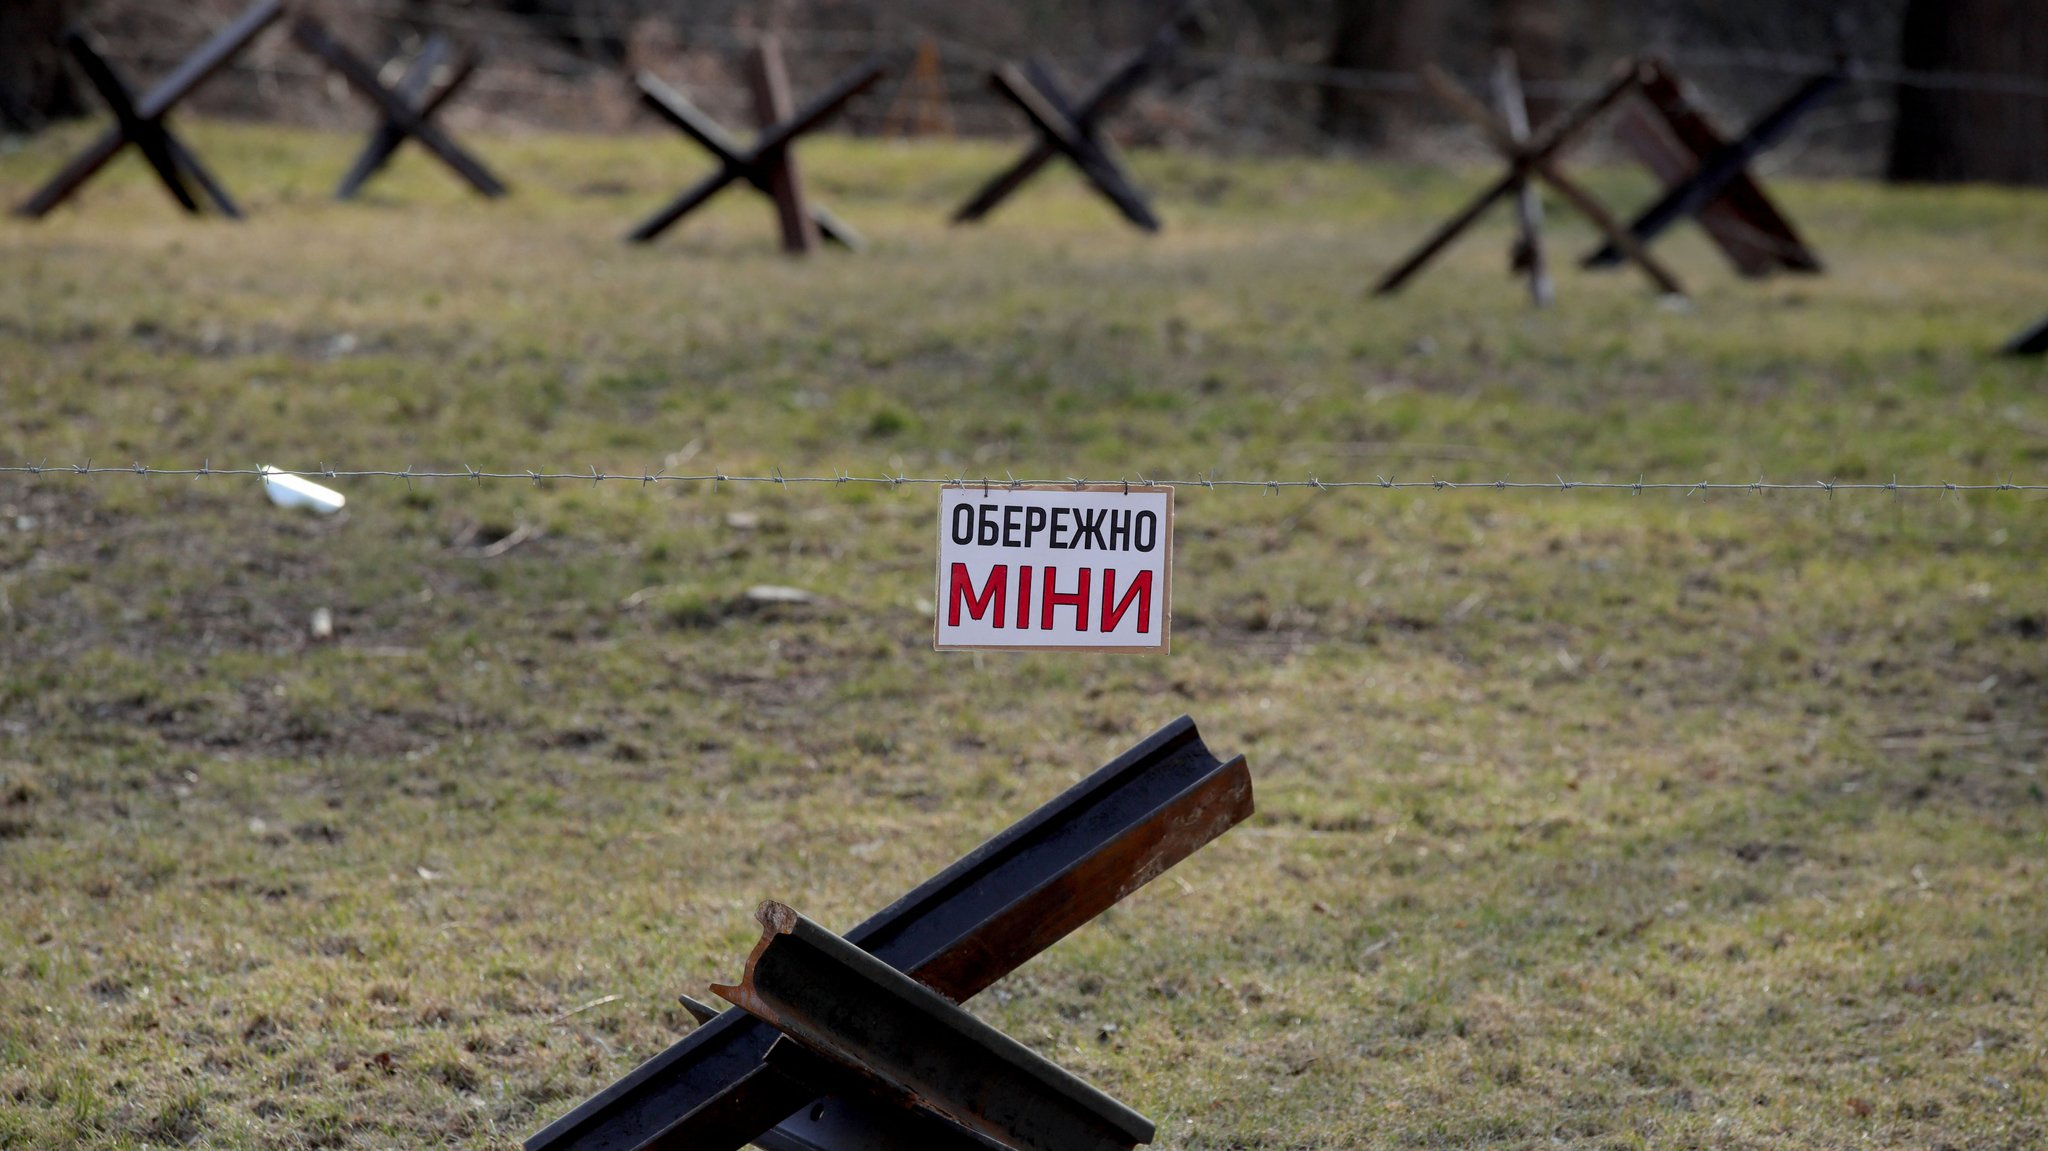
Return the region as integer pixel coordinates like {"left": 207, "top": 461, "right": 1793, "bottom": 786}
{"left": 749, "top": 38, "right": 821, "bottom": 254}
{"left": 986, "top": 64, "right": 1157, "bottom": 231}
{"left": 332, "top": 34, "right": 485, "bottom": 200}
{"left": 1382, "top": 62, "right": 1684, "bottom": 298}
{"left": 525, "top": 715, "right": 1252, "bottom": 1151}
{"left": 14, "top": 0, "right": 283, "bottom": 219}
{"left": 715, "top": 902, "right": 1155, "bottom": 1151}
{"left": 1609, "top": 106, "right": 1778, "bottom": 275}
{"left": 292, "top": 17, "right": 506, "bottom": 199}
{"left": 626, "top": 46, "right": 890, "bottom": 249}
{"left": 1606, "top": 61, "right": 1820, "bottom": 277}
{"left": 1584, "top": 61, "right": 1840, "bottom": 272}
{"left": 952, "top": 3, "right": 1202, "bottom": 227}
{"left": 1371, "top": 59, "right": 1644, "bottom": 297}
{"left": 337, "top": 34, "right": 450, "bottom": 197}
{"left": 2004, "top": 315, "right": 2048, "bottom": 357}
{"left": 1490, "top": 49, "right": 1552, "bottom": 308}
{"left": 735, "top": 1077, "right": 1007, "bottom": 1151}
{"left": 65, "top": 31, "right": 198, "bottom": 213}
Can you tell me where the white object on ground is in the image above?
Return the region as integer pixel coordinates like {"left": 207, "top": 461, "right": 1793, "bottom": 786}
{"left": 262, "top": 466, "right": 346, "bottom": 514}
{"left": 744, "top": 585, "right": 813, "bottom": 604}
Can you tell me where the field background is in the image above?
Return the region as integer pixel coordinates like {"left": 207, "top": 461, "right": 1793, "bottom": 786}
{"left": 1, "top": 123, "right": 2046, "bottom": 1150}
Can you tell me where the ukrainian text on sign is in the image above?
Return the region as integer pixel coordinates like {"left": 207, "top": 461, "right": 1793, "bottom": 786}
{"left": 935, "top": 485, "right": 1172, "bottom": 652}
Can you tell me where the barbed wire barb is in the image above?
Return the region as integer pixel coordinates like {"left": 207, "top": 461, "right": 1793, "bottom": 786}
{"left": 5, "top": 463, "right": 2046, "bottom": 496}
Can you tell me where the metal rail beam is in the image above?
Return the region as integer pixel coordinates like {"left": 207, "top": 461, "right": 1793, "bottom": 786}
{"left": 989, "top": 65, "right": 1158, "bottom": 231}
{"left": 951, "top": 1, "right": 1203, "bottom": 226}
{"left": 64, "top": 32, "right": 199, "bottom": 213}
{"left": 716, "top": 902, "right": 1154, "bottom": 1151}
{"left": 1490, "top": 49, "right": 1552, "bottom": 308}
{"left": 626, "top": 51, "right": 890, "bottom": 247}
{"left": 292, "top": 17, "right": 507, "bottom": 198}
{"left": 526, "top": 715, "right": 1253, "bottom": 1151}
{"left": 1613, "top": 60, "right": 1820, "bottom": 276}
{"left": 1582, "top": 67, "right": 1843, "bottom": 269}
{"left": 1413, "top": 63, "right": 1684, "bottom": 296}
{"left": 13, "top": 0, "right": 282, "bottom": 219}
{"left": 335, "top": 36, "right": 481, "bottom": 200}
{"left": 1371, "top": 59, "right": 1644, "bottom": 296}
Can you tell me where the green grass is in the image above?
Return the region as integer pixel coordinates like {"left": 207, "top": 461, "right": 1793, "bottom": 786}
{"left": 1, "top": 118, "right": 2046, "bottom": 1150}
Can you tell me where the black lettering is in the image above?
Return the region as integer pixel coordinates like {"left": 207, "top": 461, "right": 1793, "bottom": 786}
{"left": 1024, "top": 506, "right": 1047, "bottom": 547}
{"left": 1051, "top": 507, "right": 1070, "bottom": 548}
{"left": 1134, "top": 510, "right": 1157, "bottom": 552}
{"left": 1002, "top": 504, "right": 1022, "bottom": 548}
{"left": 1077, "top": 508, "right": 1105, "bottom": 549}
{"left": 951, "top": 504, "right": 975, "bottom": 546}
{"left": 1108, "top": 509, "right": 1131, "bottom": 551}
{"left": 977, "top": 504, "right": 1000, "bottom": 546}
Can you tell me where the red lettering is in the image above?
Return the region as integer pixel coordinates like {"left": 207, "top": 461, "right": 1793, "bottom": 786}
{"left": 948, "top": 563, "right": 1005, "bottom": 627}
{"left": 1099, "top": 569, "right": 1153, "bottom": 633}
{"left": 1015, "top": 565, "right": 1034, "bottom": 629}
{"left": 1040, "top": 566, "right": 1091, "bottom": 632}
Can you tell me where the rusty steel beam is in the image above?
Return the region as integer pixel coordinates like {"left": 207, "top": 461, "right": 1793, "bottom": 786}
{"left": 988, "top": 65, "right": 1158, "bottom": 231}
{"left": 526, "top": 715, "right": 1253, "bottom": 1151}
{"left": 64, "top": 31, "right": 199, "bottom": 213}
{"left": 1615, "top": 60, "right": 1820, "bottom": 276}
{"left": 1582, "top": 66, "right": 1843, "bottom": 270}
{"left": 334, "top": 36, "right": 485, "bottom": 200}
{"left": 292, "top": 17, "right": 507, "bottom": 198}
{"left": 13, "top": 0, "right": 283, "bottom": 219}
{"left": 749, "top": 37, "right": 821, "bottom": 254}
{"left": 626, "top": 50, "right": 891, "bottom": 247}
{"left": 715, "top": 901, "right": 1154, "bottom": 1151}
{"left": 628, "top": 71, "right": 864, "bottom": 247}
{"left": 951, "top": 1, "right": 1202, "bottom": 226}
{"left": 1490, "top": 49, "right": 1552, "bottom": 308}
{"left": 1418, "top": 63, "right": 1685, "bottom": 297}
{"left": 1610, "top": 106, "right": 1779, "bottom": 276}
{"left": 1371, "top": 58, "right": 1644, "bottom": 297}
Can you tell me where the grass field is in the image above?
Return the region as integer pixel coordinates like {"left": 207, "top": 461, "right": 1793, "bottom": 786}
{"left": 2, "top": 119, "right": 2046, "bottom": 1150}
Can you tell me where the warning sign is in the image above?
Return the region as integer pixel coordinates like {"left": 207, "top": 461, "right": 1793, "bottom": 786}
{"left": 935, "top": 485, "right": 1173, "bottom": 652}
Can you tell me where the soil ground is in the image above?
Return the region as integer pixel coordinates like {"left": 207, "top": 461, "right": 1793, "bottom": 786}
{"left": 1, "top": 122, "right": 2045, "bottom": 1149}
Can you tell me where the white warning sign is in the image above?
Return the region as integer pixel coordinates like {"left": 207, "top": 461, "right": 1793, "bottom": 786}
{"left": 935, "top": 485, "right": 1173, "bottom": 652}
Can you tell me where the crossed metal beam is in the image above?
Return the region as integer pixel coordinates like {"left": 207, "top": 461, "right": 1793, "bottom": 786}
{"left": 291, "top": 16, "right": 506, "bottom": 200}
{"left": 527, "top": 715, "right": 1253, "bottom": 1151}
{"left": 12, "top": 0, "right": 284, "bottom": 219}
{"left": 1374, "top": 60, "right": 1685, "bottom": 298}
{"left": 953, "top": 3, "right": 1204, "bottom": 231}
{"left": 628, "top": 38, "right": 889, "bottom": 251}
{"left": 716, "top": 902, "right": 1156, "bottom": 1151}
{"left": 1490, "top": 50, "right": 1553, "bottom": 307}
{"left": 1584, "top": 57, "right": 1839, "bottom": 275}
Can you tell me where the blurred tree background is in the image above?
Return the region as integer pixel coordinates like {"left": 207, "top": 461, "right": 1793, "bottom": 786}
{"left": 4, "top": 0, "right": 2044, "bottom": 185}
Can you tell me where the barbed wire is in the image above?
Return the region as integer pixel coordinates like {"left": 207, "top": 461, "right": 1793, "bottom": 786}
{"left": 1664, "top": 47, "right": 2048, "bottom": 100}
{"left": 56, "top": 0, "right": 2048, "bottom": 170}
{"left": 3, "top": 463, "right": 2043, "bottom": 497}
{"left": 109, "top": 0, "right": 2048, "bottom": 102}
{"left": 331, "top": 0, "right": 2048, "bottom": 101}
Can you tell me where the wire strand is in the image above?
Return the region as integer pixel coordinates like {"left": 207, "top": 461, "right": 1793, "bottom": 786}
{"left": 3, "top": 463, "right": 2042, "bottom": 496}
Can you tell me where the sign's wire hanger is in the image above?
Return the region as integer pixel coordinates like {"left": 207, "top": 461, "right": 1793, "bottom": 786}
{"left": 2, "top": 462, "right": 2044, "bottom": 497}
